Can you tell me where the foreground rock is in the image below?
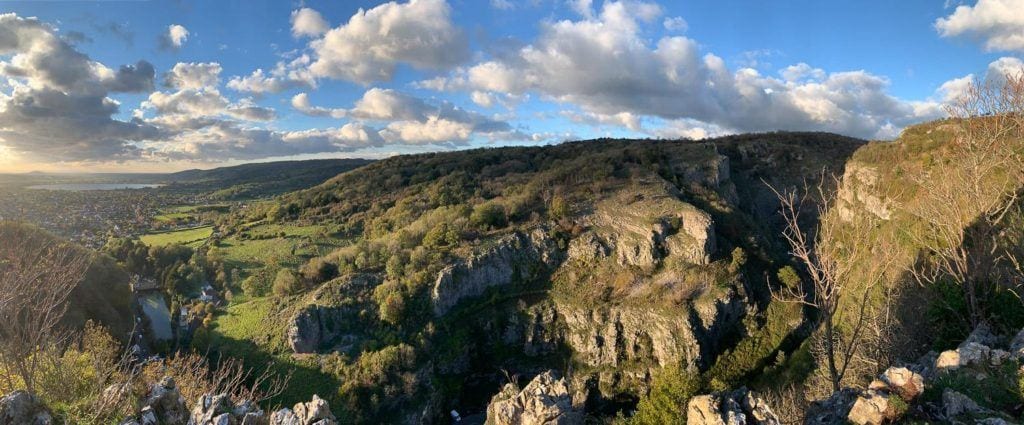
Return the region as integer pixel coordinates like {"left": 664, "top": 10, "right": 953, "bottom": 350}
{"left": 686, "top": 388, "right": 779, "bottom": 425}
{"left": 116, "top": 376, "right": 337, "bottom": 425}
{"left": 0, "top": 391, "right": 53, "bottom": 425}
{"left": 486, "top": 370, "right": 583, "bottom": 425}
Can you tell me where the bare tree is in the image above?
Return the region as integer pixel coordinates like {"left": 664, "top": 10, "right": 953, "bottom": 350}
{"left": 0, "top": 223, "right": 89, "bottom": 393}
{"left": 908, "top": 70, "right": 1024, "bottom": 327}
{"left": 147, "top": 351, "right": 291, "bottom": 406}
{"left": 768, "top": 178, "right": 897, "bottom": 393}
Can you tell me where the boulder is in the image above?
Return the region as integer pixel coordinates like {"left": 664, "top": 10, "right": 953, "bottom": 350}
{"left": 804, "top": 389, "right": 858, "bottom": 425}
{"left": 140, "top": 376, "right": 189, "bottom": 425}
{"left": 0, "top": 391, "right": 53, "bottom": 425}
{"left": 269, "top": 395, "right": 336, "bottom": 425}
{"left": 1009, "top": 328, "right": 1024, "bottom": 360}
{"left": 877, "top": 367, "right": 924, "bottom": 401}
{"left": 846, "top": 391, "right": 897, "bottom": 425}
{"left": 486, "top": 370, "right": 582, "bottom": 425}
{"left": 942, "top": 388, "right": 983, "bottom": 418}
{"left": 686, "top": 388, "right": 779, "bottom": 425}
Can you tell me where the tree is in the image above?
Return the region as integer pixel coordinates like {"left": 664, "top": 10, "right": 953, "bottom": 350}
{"left": 908, "top": 71, "right": 1024, "bottom": 327}
{"left": 0, "top": 223, "right": 90, "bottom": 393}
{"left": 769, "top": 179, "right": 897, "bottom": 393}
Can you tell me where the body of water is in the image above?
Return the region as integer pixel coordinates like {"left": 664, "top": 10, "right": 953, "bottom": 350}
{"left": 27, "top": 183, "right": 163, "bottom": 191}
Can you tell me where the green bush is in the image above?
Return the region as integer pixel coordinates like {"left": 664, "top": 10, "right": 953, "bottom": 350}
{"left": 629, "top": 364, "right": 700, "bottom": 425}
{"left": 471, "top": 202, "right": 507, "bottom": 229}
{"left": 272, "top": 269, "right": 301, "bottom": 296}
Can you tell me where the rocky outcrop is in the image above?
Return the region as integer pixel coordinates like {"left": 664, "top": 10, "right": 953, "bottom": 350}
{"left": 0, "top": 391, "right": 53, "bottom": 425}
{"left": 486, "top": 370, "right": 583, "bottom": 425}
{"left": 270, "top": 395, "right": 337, "bottom": 425}
{"left": 589, "top": 184, "right": 716, "bottom": 268}
{"left": 836, "top": 163, "right": 893, "bottom": 222}
{"left": 806, "top": 324, "right": 1024, "bottom": 424}
{"left": 431, "top": 228, "right": 562, "bottom": 316}
{"left": 140, "top": 376, "right": 189, "bottom": 425}
{"left": 111, "top": 375, "right": 337, "bottom": 425}
{"left": 686, "top": 388, "right": 780, "bottom": 425}
{"left": 286, "top": 274, "right": 378, "bottom": 354}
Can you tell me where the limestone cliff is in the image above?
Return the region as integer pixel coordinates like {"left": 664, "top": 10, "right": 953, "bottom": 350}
{"left": 431, "top": 227, "right": 563, "bottom": 316}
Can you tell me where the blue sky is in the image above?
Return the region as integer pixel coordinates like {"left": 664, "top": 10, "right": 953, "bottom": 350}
{"left": 0, "top": 0, "right": 1021, "bottom": 172}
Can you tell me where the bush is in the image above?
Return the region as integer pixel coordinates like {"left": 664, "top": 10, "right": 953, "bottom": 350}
{"left": 728, "top": 247, "right": 747, "bottom": 274}
{"left": 629, "top": 364, "right": 700, "bottom": 425}
{"left": 422, "top": 223, "right": 460, "bottom": 248}
{"left": 470, "top": 202, "right": 507, "bottom": 229}
{"left": 272, "top": 269, "right": 301, "bottom": 296}
{"left": 301, "top": 257, "right": 339, "bottom": 284}
{"left": 241, "top": 275, "right": 269, "bottom": 298}
{"left": 549, "top": 195, "right": 570, "bottom": 219}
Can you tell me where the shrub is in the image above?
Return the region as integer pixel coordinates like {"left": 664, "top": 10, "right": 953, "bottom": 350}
{"left": 272, "top": 269, "right": 301, "bottom": 296}
{"left": 301, "top": 257, "right": 338, "bottom": 284}
{"left": 728, "top": 247, "right": 747, "bottom": 274}
{"left": 549, "top": 195, "right": 570, "bottom": 220}
{"left": 422, "top": 223, "right": 460, "bottom": 248}
{"left": 629, "top": 364, "right": 700, "bottom": 425}
{"left": 241, "top": 275, "right": 269, "bottom": 298}
{"left": 470, "top": 202, "right": 507, "bottom": 229}
{"left": 777, "top": 266, "right": 800, "bottom": 290}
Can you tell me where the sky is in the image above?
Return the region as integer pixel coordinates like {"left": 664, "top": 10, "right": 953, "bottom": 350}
{"left": 0, "top": 0, "right": 1021, "bottom": 172}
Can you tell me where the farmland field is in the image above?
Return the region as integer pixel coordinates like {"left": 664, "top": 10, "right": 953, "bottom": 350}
{"left": 140, "top": 225, "right": 214, "bottom": 247}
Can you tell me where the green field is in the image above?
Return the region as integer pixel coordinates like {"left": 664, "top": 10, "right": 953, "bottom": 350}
{"left": 140, "top": 225, "right": 214, "bottom": 247}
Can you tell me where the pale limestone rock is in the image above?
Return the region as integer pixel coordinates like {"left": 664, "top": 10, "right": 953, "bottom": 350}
{"left": 486, "top": 371, "right": 582, "bottom": 425}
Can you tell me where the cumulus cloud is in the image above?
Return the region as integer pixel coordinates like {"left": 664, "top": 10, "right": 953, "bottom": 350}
{"left": 422, "top": 1, "right": 941, "bottom": 139}
{"left": 291, "top": 92, "right": 347, "bottom": 118}
{"left": 226, "top": 55, "right": 315, "bottom": 94}
{"left": 164, "top": 62, "right": 221, "bottom": 90}
{"left": 935, "top": 0, "right": 1024, "bottom": 52}
{"left": 663, "top": 16, "right": 688, "bottom": 32}
{"left": 0, "top": 13, "right": 159, "bottom": 161}
{"left": 292, "top": 87, "right": 525, "bottom": 144}
{"left": 291, "top": 8, "right": 329, "bottom": 38}
{"left": 141, "top": 62, "right": 275, "bottom": 126}
{"left": 936, "top": 56, "right": 1024, "bottom": 102}
{"left": 160, "top": 24, "right": 189, "bottom": 50}
{"left": 306, "top": 0, "right": 469, "bottom": 84}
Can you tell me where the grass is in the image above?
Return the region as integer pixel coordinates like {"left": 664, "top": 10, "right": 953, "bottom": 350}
{"left": 140, "top": 225, "right": 213, "bottom": 246}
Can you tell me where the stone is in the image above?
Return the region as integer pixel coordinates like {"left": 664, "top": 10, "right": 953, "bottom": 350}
{"left": 846, "top": 391, "right": 896, "bottom": 425}
{"left": 957, "top": 342, "right": 991, "bottom": 366}
{"left": 486, "top": 370, "right": 583, "bottom": 425}
{"left": 1009, "top": 328, "right": 1024, "bottom": 360}
{"left": 685, "top": 389, "right": 779, "bottom": 425}
{"left": 935, "top": 350, "right": 960, "bottom": 370}
{"left": 878, "top": 367, "right": 924, "bottom": 401}
{"left": 292, "top": 395, "right": 336, "bottom": 424}
{"left": 0, "top": 391, "right": 53, "bottom": 425}
{"left": 942, "top": 389, "right": 982, "bottom": 418}
{"left": 140, "top": 376, "right": 189, "bottom": 425}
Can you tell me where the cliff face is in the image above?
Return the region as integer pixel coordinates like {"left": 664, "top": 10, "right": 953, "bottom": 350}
{"left": 431, "top": 228, "right": 563, "bottom": 316}
{"left": 286, "top": 274, "right": 379, "bottom": 354}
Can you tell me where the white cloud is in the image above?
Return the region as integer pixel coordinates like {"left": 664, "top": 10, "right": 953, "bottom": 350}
{"left": 663, "top": 16, "right": 687, "bottom": 32}
{"left": 307, "top": 0, "right": 469, "bottom": 84}
{"left": 421, "top": 1, "right": 941, "bottom": 140}
{"left": 0, "top": 13, "right": 158, "bottom": 161}
{"left": 291, "top": 8, "right": 329, "bottom": 38}
{"left": 491, "top": 0, "right": 515, "bottom": 10}
{"left": 291, "top": 92, "right": 347, "bottom": 118}
{"left": 935, "top": 0, "right": 1024, "bottom": 52}
{"left": 226, "top": 55, "right": 315, "bottom": 94}
{"left": 292, "top": 87, "right": 525, "bottom": 144}
{"left": 164, "top": 62, "right": 221, "bottom": 90}
{"left": 164, "top": 24, "right": 189, "bottom": 49}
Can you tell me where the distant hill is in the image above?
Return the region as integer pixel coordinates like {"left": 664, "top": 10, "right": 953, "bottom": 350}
{"left": 160, "top": 158, "right": 373, "bottom": 200}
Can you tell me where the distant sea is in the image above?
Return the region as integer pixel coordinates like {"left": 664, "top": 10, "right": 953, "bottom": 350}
{"left": 26, "top": 183, "right": 164, "bottom": 191}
